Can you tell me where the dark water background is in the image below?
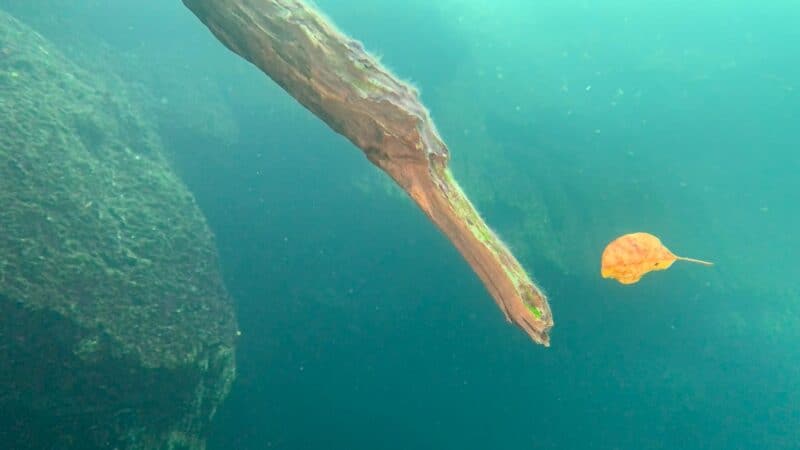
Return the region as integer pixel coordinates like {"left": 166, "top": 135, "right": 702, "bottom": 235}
{"left": 5, "top": 0, "right": 799, "bottom": 448}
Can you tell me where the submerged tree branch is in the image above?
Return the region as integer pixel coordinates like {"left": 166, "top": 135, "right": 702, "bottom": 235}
{"left": 182, "top": 0, "right": 554, "bottom": 346}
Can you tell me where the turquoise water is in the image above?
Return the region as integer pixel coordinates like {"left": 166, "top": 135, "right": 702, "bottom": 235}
{"left": 7, "top": 0, "right": 800, "bottom": 448}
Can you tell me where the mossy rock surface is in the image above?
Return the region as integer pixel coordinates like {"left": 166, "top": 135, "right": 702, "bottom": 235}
{"left": 0, "top": 10, "right": 237, "bottom": 449}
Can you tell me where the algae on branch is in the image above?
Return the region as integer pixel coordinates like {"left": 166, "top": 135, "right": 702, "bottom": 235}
{"left": 182, "top": 0, "right": 552, "bottom": 344}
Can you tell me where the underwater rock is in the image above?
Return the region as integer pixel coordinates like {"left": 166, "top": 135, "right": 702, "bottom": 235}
{"left": 0, "top": 10, "right": 237, "bottom": 450}
{"left": 183, "top": 0, "right": 554, "bottom": 345}
{"left": 1, "top": 0, "right": 242, "bottom": 159}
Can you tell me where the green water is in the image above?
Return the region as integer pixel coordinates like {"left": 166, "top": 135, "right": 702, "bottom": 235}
{"left": 5, "top": 0, "right": 800, "bottom": 448}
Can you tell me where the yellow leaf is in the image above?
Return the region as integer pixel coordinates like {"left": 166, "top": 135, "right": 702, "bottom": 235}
{"left": 601, "top": 232, "right": 712, "bottom": 284}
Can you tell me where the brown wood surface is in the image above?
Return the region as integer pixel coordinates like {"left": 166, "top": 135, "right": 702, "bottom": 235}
{"left": 182, "top": 0, "right": 554, "bottom": 345}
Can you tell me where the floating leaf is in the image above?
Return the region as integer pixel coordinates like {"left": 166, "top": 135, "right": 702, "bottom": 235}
{"left": 601, "top": 232, "right": 713, "bottom": 284}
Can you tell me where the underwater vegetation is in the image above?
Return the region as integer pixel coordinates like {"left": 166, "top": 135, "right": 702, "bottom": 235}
{"left": 0, "top": 9, "right": 237, "bottom": 450}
